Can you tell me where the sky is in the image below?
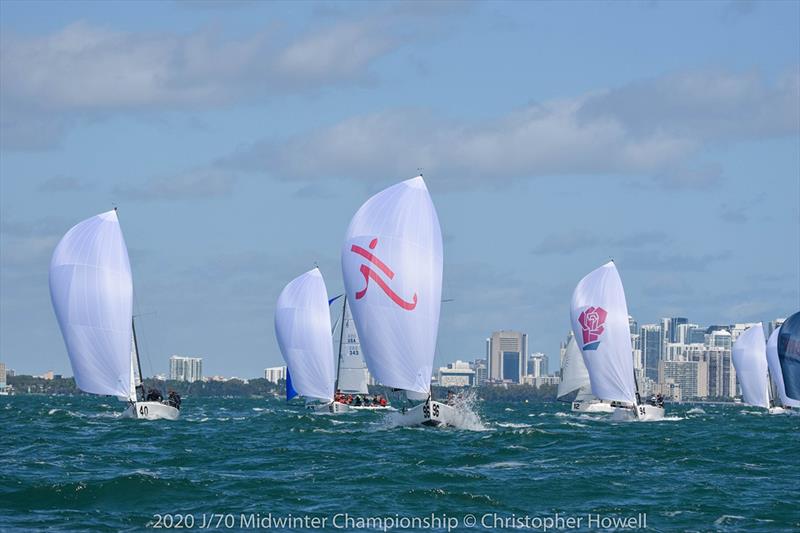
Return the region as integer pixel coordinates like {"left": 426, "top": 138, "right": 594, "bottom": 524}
{"left": 1, "top": 0, "right": 798, "bottom": 378}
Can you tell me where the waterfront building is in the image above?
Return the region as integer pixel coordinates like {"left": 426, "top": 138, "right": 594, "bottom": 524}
{"left": 438, "top": 360, "right": 476, "bottom": 387}
{"left": 640, "top": 324, "right": 662, "bottom": 381}
{"left": 528, "top": 353, "right": 547, "bottom": 378}
{"left": 471, "top": 358, "right": 488, "bottom": 385}
{"left": 659, "top": 359, "right": 709, "bottom": 399}
{"left": 169, "top": 356, "right": 203, "bottom": 382}
{"left": 264, "top": 365, "right": 287, "bottom": 384}
{"left": 487, "top": 330, "right": 528, "bottom": 384}
{"left": 0, "top": 362, "right": 5, "bottom": 392}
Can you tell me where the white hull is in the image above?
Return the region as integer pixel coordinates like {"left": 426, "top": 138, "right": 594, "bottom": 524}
{"left": 571, "top": 400, "right": 615, "bottom": 413}
{"left": 768, "top": 406, "right": 786, "bottom": 415}
{"left": 308, "top": 401, "right": 350, "bottom": 414}
{"left": 394, "top": 400, "right": 456, "bottom": 427}
{"left": 122, "top": 401, "right": 180, "bottom": 420}
{"left": 611, "top": 404, "right": 665, "bottom": 421}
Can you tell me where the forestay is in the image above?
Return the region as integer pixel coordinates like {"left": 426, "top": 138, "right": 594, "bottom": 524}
{"left": 49, "top": 210, "right": 134, "bottom": 399}
{"left": 274, "top": 269, "right": 336, "bottom": 402}
{"left": 569, "top": 262, "right": 636, "bottom": 405}
{"left": 341, "top": 176, "right": 443, "bottom": 394}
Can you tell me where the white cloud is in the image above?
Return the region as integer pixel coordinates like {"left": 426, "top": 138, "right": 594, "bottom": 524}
{"left": 222, "top": 68, "right": 798, "bottom": 189}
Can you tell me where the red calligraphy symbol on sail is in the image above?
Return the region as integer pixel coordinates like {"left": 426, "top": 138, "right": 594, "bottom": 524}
{"left": 350, "top": 238, "right": 418, "bottom": 310}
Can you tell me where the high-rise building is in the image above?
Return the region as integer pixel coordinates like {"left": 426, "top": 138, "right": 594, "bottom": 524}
{"left": 669, "top": 317, "right": 688, "bottom": 342}
{"left": 471, "top": 358, "right": 488, "bottom": 386}
{"left": 686, "top": 324, "right": 706, "bottom": 344}
{"left": 767, "top": 318, "right": 786, "bottom": 337}
{"left": 264, "top": 366, "right": 287, "bottom": 383}
{"left": 703, "top": 346, "right": 735, "bottom": 398}
{"left": 628, "top": 315, "right": 638, "bottom": 335}
{"left": 169, "top": 356, "right": 203, "bottom": 382}
{"left": 0, "top": 362, "right": 6, "bottom": 392}
{"left": 640, "top": 324, "right": 662, "bottom": 381}
{"left": 528, "top": 353, "right": 548, "bottom": 378}
{"left": 659, "top": 359, "right": 709, "bottom": 399}
{"left": 488, "top": 330, "right": 528, "bottom": 384}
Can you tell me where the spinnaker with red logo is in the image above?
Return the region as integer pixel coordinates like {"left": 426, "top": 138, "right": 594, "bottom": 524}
{"left": 341, "top": 176, "right": 442, "bottom": 395}
{"left": 341, "top": 176, "right": 457, "bottom": 426}
{"left": 569, "top": 261, "right": 664, "bottom": 420}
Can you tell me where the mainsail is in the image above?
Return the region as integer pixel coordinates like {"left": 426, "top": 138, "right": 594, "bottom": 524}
{"left": 336, "top": 299, "right": 370, "bottom": 394}
{"left": 557, "top": 334, "right": 591, "bottom": 399}
{"left": 341, "top": 176, "right": 443, "bottom": 394}
{"left": 777, "top": 311, "right": 800, "bottom": 402}
{"left": 731, "top": 324, "right": 769, "bottom": 408}
{"left": 569, "top": 261, "right": 637, "bottom": 405}
{"left": 274, "top": 269, "right": 336, "bottom": 402}
{"left": 767, "top": 328, "right": 800, "bottom": 408}
{"left": 49, "top": 210, "right": 134, "bottom": 399}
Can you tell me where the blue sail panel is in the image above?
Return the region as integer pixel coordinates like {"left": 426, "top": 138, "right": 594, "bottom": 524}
{"left": 778, "top": 310, "right": 800, "bottom": 401}
{"left": 328, "top": 294, "right": 343, "bottom": 306}
{"left": 286, "top": 369, "right": 298, "bottom": 401}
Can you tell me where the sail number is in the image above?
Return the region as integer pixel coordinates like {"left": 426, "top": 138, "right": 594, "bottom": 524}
{"left": 139, "top": 405, "right": 149, "bottom": 417}
{"left": 422, "top": 403, "right": 440, "bottom": 418}
{"left": 638, "top": 406, "right": 646, "bottom": 416}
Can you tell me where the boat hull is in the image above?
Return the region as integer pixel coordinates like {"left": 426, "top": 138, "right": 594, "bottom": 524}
{"left": 571, "top": 400, "right": 615, "bottom": 413}
{"left": 308, "top": 401, "right": 350, "bottom": 414}
{"left": 394, "top": 400, "right": 456, "bottom": 427}
{"left": 123, "top": 401, "right": 180, "bottom": 420}
{"left": 611, "top": 404, "right": 665, "bottom": 421}
{"left": 768, "top": 406, "right": 786, "bottom": 415}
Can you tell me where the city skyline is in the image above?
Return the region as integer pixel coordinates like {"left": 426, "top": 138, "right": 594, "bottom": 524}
{"left": 1, "top": 1, "right": 798, "bottom": 377}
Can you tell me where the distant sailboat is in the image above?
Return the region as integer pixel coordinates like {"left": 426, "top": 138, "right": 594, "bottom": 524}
{"left": 341, "top": 176, "right": 454, "bottom": 426}
{"left": 732, "top": 324, "right": 783, "bottom": 415}
{"left": 767, "top": 327, "right": 799, "bottom": 413}
{"left": 570, "top": 261, "right": 664, "bottom": 421}
{"left": 274, "top": 268, "right": 337, "bottom": 411}
{"left": 49, "top": 210, "right": 180, "bottom": 420}
{"left": 777, "top": 310, "right": 800, "bottom": 402}
{"left": 557, "top": 333, "right": 614, "bottom": 413}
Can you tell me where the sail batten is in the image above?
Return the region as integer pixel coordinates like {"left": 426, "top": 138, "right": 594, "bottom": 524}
{"left": 341, "top": 176, "right": 443, "bottom": 394}
{"left": 732, "top": 324, "right": 769, "bottom": 409}
{"left": 569, "top": 262, "right": 636, "bottom": 405}
{"left": 274, "top": 269, "right": 336, "bottom": 402}
{"left": 49, "top": 210, "right": 134, "bottom": 399}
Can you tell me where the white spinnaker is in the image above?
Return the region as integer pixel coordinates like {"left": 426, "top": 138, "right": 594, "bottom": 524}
{"left": 767, "top": 328, "right": 799, "bottom": 408}
{"left": 341, "top": 176, "right": 443, "bottom": 394}
{"left": 49, "top": 210, "right": 133, "bottom": 399}
{"left": 274, "top": 269, "right": 336, "bottom": 402}
{"left": 570, "top": 262, "right": 637, "bottom": 405}
{"left": 732, "top": 324, "right": 769, "bottom": 409}
{"left": 336, "top": 300, "right": 370, "bottom": 394}
{"left": 557, "top": 334, "right": 591, "bottom": 398}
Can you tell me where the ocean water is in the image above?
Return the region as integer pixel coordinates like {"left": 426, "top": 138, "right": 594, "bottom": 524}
{"left": 1, "top": 395, "right": 798, "bottom": 532}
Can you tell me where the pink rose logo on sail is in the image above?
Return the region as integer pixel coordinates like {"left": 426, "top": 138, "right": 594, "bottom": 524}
{"left": 578, "top": 306, "right": 607, "bottom": 350}
{"left": 350, "top": 238, "right": 418, "bottom": 310}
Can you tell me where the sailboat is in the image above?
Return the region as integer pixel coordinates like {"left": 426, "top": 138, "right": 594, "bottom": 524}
{"left": 570, "top": 261, "right": 664, "bottom": 421}
{"left": 341, "top": 175, "right": 454, "bottom": 426}
{"left": 557, "top": 332, "right": 614, "bottom": 413}
{"left": 274, "top": 268, "right": 338, "bottom": 412}
{"left": 329, "top": 297, "right": 390, "bottom": 411}
{"left": 767, "top": 327, "right": 799, "bottom": 414}
{"left": 732, "top": 324, "right": 784, "bottom": 415}
{"left": 777, "top": 310, "right": 800, "bottom": 403}
{"left": 49, "top": 209, "right": 180, "bottom": 420}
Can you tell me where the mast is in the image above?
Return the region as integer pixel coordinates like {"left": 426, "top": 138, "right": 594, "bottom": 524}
{"left": 333, "top": 295, "right": 347, "bottom": 394}
{"left": 132, "top": 317, "right": 145, "bottom": 401}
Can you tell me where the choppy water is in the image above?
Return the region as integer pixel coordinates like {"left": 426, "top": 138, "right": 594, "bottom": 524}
{"left": 1, "top": 395, "right": 798, "bottom": 532}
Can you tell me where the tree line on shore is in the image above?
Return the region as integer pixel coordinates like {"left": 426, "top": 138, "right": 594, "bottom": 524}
{"left": 6, "top": 375, "right": 559, "bottom": 402}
